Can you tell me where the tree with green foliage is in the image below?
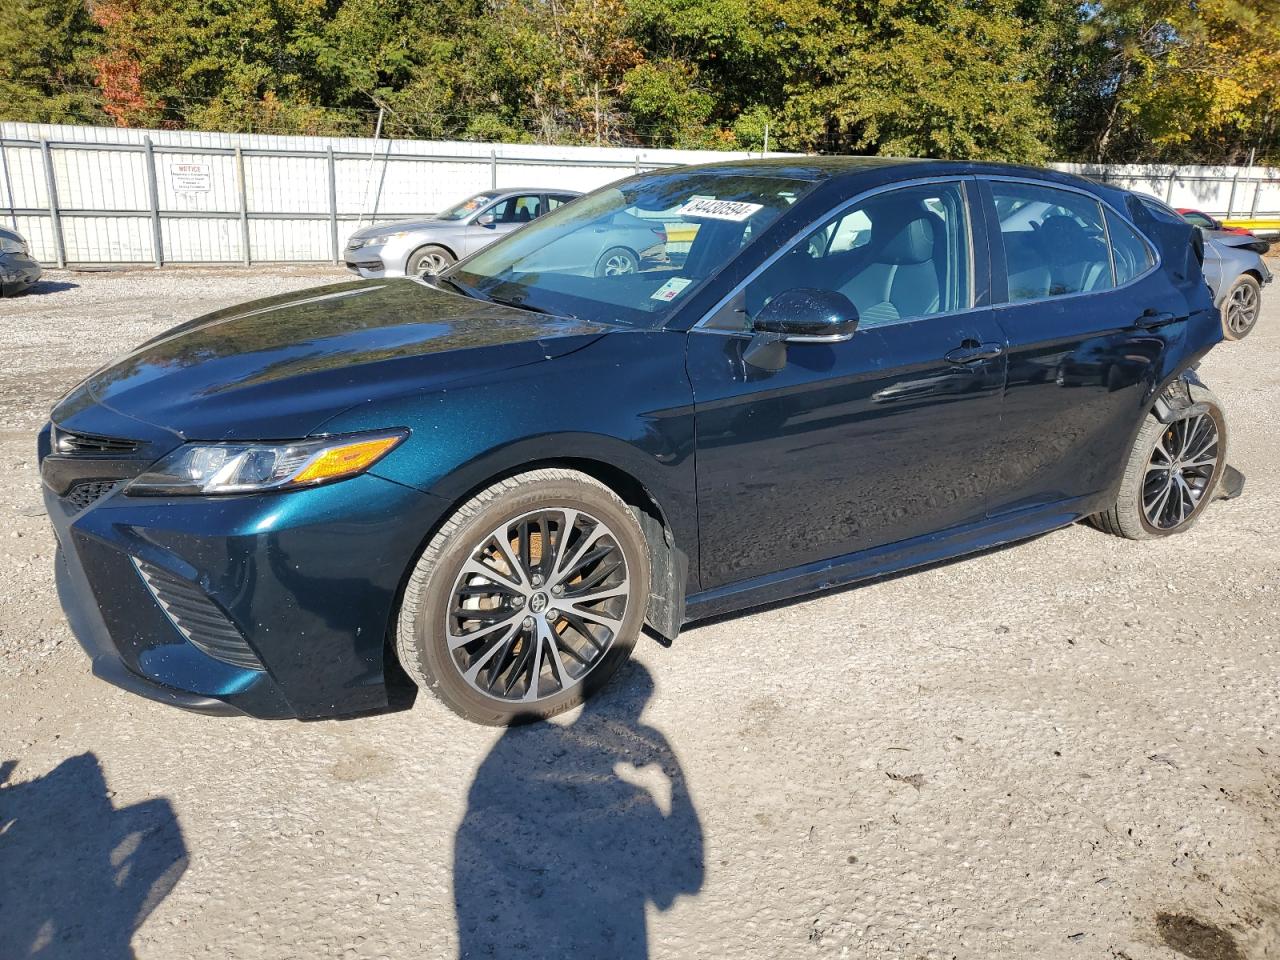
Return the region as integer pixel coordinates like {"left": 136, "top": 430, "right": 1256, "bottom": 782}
{"left": 0, "top": 0, "right": 105, "bottom": 124}
{"left": 2, "top": 0, "right": 1275, "bottom": 164}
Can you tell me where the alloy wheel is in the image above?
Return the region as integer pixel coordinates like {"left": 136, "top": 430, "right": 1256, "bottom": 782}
{"left": 603, "top": 253, "right": 636, "bottom": 276}
{"left": 415, "top": 252, "right": 451, "bottom": 277}
{"left": 446, "top": 508, "right": 631, "bottom": 703}
{"left": 1142, "top": 413, "right": 1220, "bottom": 530}
{"left": 1225, "top": 281, "right": 1259, "bottom": 336}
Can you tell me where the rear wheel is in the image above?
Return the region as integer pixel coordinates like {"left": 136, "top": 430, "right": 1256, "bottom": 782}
{"left": 594, "top": 246, "right": 638, "bottom": 277}
{"left": 395, "top": 469, "right": 649, "bottom": 725}
{"left": 407, "top": 244, "right": 455, "bottom": 278}
{"left": 1221, "top": 274, "right": 1261, "bottom": 340}
{"left": 1091, "top": 386, "right": 1227, "bottom": 540}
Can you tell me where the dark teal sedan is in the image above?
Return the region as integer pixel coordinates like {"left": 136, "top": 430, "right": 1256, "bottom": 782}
{"left": 40, "top": 158, "right": 1234, "bottom": 724}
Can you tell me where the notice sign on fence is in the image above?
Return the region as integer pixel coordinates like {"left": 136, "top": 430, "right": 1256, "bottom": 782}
{"left": 170, "top": 163, "right": 212, "bottom": 193}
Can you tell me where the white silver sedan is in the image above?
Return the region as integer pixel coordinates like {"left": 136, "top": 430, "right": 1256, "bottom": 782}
{"left": 343, "top": 189, "right": 581, "bottom": 279}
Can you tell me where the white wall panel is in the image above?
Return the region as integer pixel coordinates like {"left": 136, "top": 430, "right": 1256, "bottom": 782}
{"left": 5, "top": 123, "right": 1276, "bottom": 265}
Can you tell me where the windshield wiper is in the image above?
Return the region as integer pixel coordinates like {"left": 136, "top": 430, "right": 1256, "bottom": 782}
{"left": 486, "top": 295, "right": 577, "bottom": 320}
{"left": 427, "top": 274, "right": 485, "bottom": 300}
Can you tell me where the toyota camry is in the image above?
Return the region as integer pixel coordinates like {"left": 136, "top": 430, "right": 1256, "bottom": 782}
{"left": 41, "top": 158, "right": 1237, "bottom": 724}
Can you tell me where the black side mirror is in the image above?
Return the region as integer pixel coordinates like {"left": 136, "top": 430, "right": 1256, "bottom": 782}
{"left": 743, "top": 288, "right": 859, "bottom": 372}
{"left": 753, "top": 288, "right": 859, "bottom": 341}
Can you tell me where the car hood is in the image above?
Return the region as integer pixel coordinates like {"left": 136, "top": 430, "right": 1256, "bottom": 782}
{"left": 349, "top": 219, "right": 459, "bottom": 240}
{"left": 54, "top": 279, "right": 609, "bottom": 440}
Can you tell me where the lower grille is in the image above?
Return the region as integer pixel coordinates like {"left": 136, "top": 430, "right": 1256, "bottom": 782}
{"left": 64, "top": 479, "right": 121, "bottom": 511}
{"left": 132, "top": 559, "right": 265, "bottom": 671}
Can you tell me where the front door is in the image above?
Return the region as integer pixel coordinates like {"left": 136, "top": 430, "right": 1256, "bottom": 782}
{"left": 688, "top": 180, "right": 1008, "bottom": 590}
{"left": 464, "top": 194, "right": 544, "bottom": 255}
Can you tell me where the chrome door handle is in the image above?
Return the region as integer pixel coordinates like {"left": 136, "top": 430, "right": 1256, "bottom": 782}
{"left": 945, "top": 341, "right": 1004, "bottom": 364}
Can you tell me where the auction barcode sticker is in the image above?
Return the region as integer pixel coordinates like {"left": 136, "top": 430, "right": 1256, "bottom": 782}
{"left": 678, "top": 198, "right": 764, "bottom": 222}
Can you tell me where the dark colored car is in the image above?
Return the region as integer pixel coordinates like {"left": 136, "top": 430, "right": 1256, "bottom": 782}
{"left": 42, "top": 158, "right": 1236, "bottom": 725}
{"left": 1, "top": 226, "right": 42, "bottom": 296}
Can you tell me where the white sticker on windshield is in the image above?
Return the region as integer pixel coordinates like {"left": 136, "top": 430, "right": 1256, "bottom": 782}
{"left": 678, "top": 198, "right": 764, "bottom": 222}
{"left": 650, "top": 277, "right": 693, "bottom": 302}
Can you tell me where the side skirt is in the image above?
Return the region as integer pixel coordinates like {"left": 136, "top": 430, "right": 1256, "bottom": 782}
{"left": 683, "top": 496, "right": 1097, "bottom": 623}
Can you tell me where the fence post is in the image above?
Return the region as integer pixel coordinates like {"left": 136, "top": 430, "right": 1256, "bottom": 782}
{"left": 39, "top": 139, "right": 66, "bottom": 268}
{"left": 1250, "top": 173, "right": 1263, "bottom": 218}
{"left": 328, "top": 146, "right": 339, "bottom": 264}
{"left": 0, "top": 137, "right": 17, "bottom": 231}
{"left": 635, "top": 154, "right": 641, "bottom": 175}
{"left": 1164, "top": 170, "right": 1176, "bottom": 204}
{"left": 235, "top": 146, "right": 250, "bottom": 266}
{"left": 490, "top": 149, "right": 497, "bottom": 190}
{"left": 1226, "top": 170, "right": 1239, "bottom": 219}
{"left": 142, "top": 136, "right": 163, "bottom": 266}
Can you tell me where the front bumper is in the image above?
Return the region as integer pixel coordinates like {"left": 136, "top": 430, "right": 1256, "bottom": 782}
{"left": 1, "top": 253, "right": 42, "bottom": 295}
{"left": 41, "top": 421, "right": 448, "bottom": 719}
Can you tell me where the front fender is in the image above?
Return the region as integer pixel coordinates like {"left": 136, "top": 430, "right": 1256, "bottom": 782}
{"left": 318, "top": 330, "right": 700, "bottom": 597}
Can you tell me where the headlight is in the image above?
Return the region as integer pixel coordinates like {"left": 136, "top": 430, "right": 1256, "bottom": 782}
{"left": 350, "top": 231, "right": 410, "bottom": 250}
{"left": 0, "top": 237, "right": 28, "bottom": 255}
{"left": 126, "top": 430, "right": 407, "bottom": 496}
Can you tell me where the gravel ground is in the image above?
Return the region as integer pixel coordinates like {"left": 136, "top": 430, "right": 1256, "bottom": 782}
{"left": 1, "top": 263, "right": 1278, "bottom": 960}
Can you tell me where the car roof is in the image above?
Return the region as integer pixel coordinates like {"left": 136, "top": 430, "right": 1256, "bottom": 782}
{"left": 482, "top": 187, "right": 583, "bottom": 197}
{"left": 647, "top": 156, "right": 1116, "bottom": 195}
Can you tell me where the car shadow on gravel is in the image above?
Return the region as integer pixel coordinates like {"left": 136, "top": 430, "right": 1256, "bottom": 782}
{"left": 453, "top": 663, "right": 703, "bottom": 958}
{"left": 0, "top": 753, "right": 186, "bottom": 959}
{"left": 12, "top": 280, "right": 80, "bottom": 296}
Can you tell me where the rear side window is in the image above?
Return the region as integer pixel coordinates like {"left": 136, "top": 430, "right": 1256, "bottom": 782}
{"left": 991, "top": 182, "right": 1114, "bottom": 303}
{"left": 1106, "top": 209, "right": 1154, "bottom": 285}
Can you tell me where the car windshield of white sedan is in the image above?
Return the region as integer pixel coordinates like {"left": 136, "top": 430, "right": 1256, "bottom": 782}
{"left": 437, "top": 193, "right": 496, "bottom": 221}
{"left": 447, "top": 172, "right": 817, "bottom": 327}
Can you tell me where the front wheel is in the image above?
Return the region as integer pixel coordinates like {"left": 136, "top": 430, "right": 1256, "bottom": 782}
{"left": 1090, "top": 385, "right": 1228, "bottom": 540}
{"left": 406, "top": 244, "right": 456, "bottom": 278}
{"left": 395, "top": 469, "right": 650, "bottom": 725}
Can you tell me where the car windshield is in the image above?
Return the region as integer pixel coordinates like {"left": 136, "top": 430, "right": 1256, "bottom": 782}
{"left": 436, "top": 193, "right": 496, "bottom": 221}
{"left": 447, "top": 170, "right": 818, "bottom": 327}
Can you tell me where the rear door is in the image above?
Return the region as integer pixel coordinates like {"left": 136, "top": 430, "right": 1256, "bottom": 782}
{"left": 978, "top": 178, "right": 1188, "bottom": 517}
{"left": 688, "top": 179, "right": 1008, "bottom": 589}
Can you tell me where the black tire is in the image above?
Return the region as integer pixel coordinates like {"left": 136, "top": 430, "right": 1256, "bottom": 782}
{"left": 1221, "top": 274, "right": 1262, "bottom": 340}
{"left": 1090, "top": 385, "right": 1228, "bottom": 540}
{"left": 395, "top": 468, "right": 650, "bottom": 725}
{"left": 593, "top": 246, "right": 638, "bottom": 278}
{"left": 406, "top": 244, "right": 455, "bottom": 278}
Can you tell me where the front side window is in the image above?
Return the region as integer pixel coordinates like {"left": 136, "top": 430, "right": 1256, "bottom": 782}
{"left": 485, "top": 195, "right": 543, "bottom": 223}
{"left": 450, "top": 171, "right": 817, "bottom": 328}
{"left": 992, "top": 182, "right": 1114, "bottom": 302}
{"left": 707, "top": 181, "right": 972, "bottom": 331}
{"left": 1181, "top": 211, "right": 1216, "bottom": 229}
{"left": 1106, "top": 209, "right": 1154, "bottom": 285}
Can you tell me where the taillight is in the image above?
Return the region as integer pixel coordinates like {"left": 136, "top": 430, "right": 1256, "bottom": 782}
{"left": 651, "top": 227, "right": 668, "bottom": 243}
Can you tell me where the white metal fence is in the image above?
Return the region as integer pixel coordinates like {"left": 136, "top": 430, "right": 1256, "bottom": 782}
{"left": 0, "top": 123, "right": 794, "bottom": 266}
{"left": 3, "top": 122, "right": 1278, "bottom": 266}
{"left": 1056, "top": 162, "right": 1280, "bottom": 225}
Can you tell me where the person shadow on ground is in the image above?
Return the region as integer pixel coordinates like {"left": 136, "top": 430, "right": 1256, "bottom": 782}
{"left": 454, "top": 662, "right": 704, "bottom": 959}
{"left": 0, "top": 753, "right": 187, "bottom": 959}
